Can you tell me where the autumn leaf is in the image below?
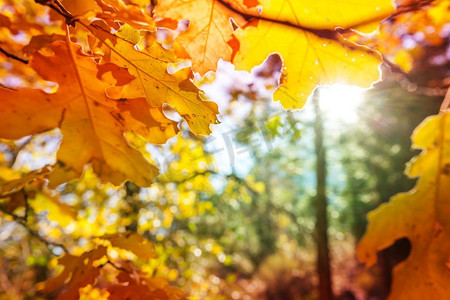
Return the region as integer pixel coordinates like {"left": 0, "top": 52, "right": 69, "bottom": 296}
{"left": 254, "top": 0, "right": 394, "bottom": 31}
{"left": 30, "top": 192, "right": 77, "bottom": 227}
{"left": 155, "top": 0, "right": 256, "bottom": 74}
{"left": 0, "top": 166, "right": 51, "bottom": 196}
{"left": 0, "top": 166, "right": 51, "bottom": 214}
{"left": 95, "top": 0, "right": 156, "bottom": 30}
{"left": 89, "top": 23, "right": 219, "bottom": 134}
{"left": 357, "top": 111, "right": 450, "bottom": 299}
{"left": 231, "top": 0, "right": 394, "bottom": 109}
{"left": 0, "top": 40, "right": 177, "bottom": 187}
{"left": 38, "top": 238, "right": 183, "bottom": 300}
{"left": 37, "top": 246, "right": 107, "bottom": 300}
{"left": 102, "top": 232, "right": 156, "bottom": 260}
{"left": 107, "top": 266, "right": 185, "bottom": 300}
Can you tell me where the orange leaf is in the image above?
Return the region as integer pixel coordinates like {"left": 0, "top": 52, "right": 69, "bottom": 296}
{"left": 155, "top": 0, "right": 256, "bottom": 74}
{"left": 0, "top": 40, "right": 177, "bottom": 186}
{"left": 358, "top": 112, "right": 450, "bottom": 299}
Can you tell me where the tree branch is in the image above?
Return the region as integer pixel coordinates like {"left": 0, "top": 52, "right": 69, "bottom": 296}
{"left": 0, "top": 47, "right": 28, "bottom": 64}
{"left": 0, "top": 204, "right": 68, "bottom": 254}
{"left": 34, "top": 0, "right": 77, "bottom": 26}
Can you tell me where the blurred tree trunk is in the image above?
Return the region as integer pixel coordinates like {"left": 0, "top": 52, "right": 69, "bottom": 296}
{"left": 313, "top": 89, "right": 333, "bottom": 300}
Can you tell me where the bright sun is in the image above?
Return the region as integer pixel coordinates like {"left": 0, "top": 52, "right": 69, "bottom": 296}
{"left": 318, "top": 84, "right": 366, "bottom": 123}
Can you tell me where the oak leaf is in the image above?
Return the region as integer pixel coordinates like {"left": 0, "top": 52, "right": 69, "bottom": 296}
{"left": 90, "top": 23, "right": 219, "bottom": 134}
{"left": 155, "top": 0, "right": 256, "bottom": 74}
{"left": 0, "top": 40, "right": 177, "bottom": 187}
{"left": 232, "top": 0, "right": 394, "bottom": 109}
{"left": 357, "top": 112, "right": 450, "bottom": 299}
{"left": 107, "top": 266, "right": 185, "bottom": 300}
{"left": 254, "top": 0, "right": 394, "bottom": 31}
{"left": 37, "top": 246, "right": 107, "bottom": 300}
{"left": 54, "top": 0, "right": 155, "bottom": 30}
{"left": 30, "top": 192, "right": 77, "bottom": 227}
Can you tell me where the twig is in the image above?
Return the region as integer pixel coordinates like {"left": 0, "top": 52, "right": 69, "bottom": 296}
{"left": 34, "top": 0, "right": 77, "bottom": 26}
{"left": 0, "top": 205, "right": 69, "bottom": 254}
{"left": 0, "top": 47, "right": 28, "bottom": 64}
{"left": 98, "top": 258, "right": 132, "bottom": 273}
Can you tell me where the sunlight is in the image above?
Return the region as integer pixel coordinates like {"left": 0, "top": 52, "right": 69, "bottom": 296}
{"left": 318, "top": 84, "right": 366, "bottom": 123}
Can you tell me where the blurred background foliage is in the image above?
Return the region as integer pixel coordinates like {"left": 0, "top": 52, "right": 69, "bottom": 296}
{"left": 0, "top": 71, "right": 443, "bottom": 299}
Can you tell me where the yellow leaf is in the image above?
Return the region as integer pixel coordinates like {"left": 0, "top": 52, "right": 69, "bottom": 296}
{"left": 30, "top": 192, "right": 77, "bottom": 227}
{"left": 233, "top": 20, "right": 383, "bottom": 109}
{"left": 357, "top": 112, "right": 450, "bottom": 299}
{"left": 89, "top": 23, "right": 219, "bottom": 134}
{"left": 155, "top": 0, "right": 253, "bottom": 74}
{"left": 0, "top": 166, "right": 51, "bottom": 196}
{"left": 255, "top": 0, "right": 393, "bottom": 31}
{"left": 102, "top": 232, "right": 157, "bottom": 260}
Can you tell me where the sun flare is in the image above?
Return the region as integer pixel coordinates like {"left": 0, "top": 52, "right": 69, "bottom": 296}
{"left": 319, "top": 84, "right": 366, "bottom": 123}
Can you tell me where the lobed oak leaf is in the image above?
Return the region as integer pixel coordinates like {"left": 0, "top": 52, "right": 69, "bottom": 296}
{"left": 154, "top": 0, "right": 257, "bottom": 74}
{"left": 55, "top": 0, "right": 155, "bottom": 30}
{"left": 231, "top": 0, "right": 394, "bottom": 109}
{"left": 90, "top": 23, "right": 219, "bottom": 134}
{"left": 0, "top": 40, "right": 177, "bottom": 187}
{"left": 233, "top": 20, "right": 383, "bottom": 109}
{"left": 106, "top": 262, "right": 185, "bottom": 300}
{"left": 37, "top": 246, "right": 107, "bottom": 300}
{"left": 95, "top": 0, "right": 156, "bottom": 30}
{"left": 53, "top": 0, "right": 101, "bottom": 18}
{"left": 357, "top": 111, "right": 450, "bottom": 299}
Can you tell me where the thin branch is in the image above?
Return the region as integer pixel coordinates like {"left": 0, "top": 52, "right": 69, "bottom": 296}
{"left": 0, "top": 205, "right": 69, "bottom": 254}
{"left": 98, "top": 256, "right": 132, "bottom": 273}
{"left": 158, "top": 170, "right": 218, "bottom": 185}
{"left": 217, "top": 0, "right": 433, "bottom": 40}
{"left": 0, "top": 47, "right": 28, "bottom": 64}
{"left": 34, "top": 0, "right": 77, "bottom": 26}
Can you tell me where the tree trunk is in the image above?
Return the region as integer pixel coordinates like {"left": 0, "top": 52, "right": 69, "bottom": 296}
{"left": 313, "top": 89, "right": 333, "bottom": 300}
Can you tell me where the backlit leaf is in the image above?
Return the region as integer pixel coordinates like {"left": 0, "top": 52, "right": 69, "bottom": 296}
{"left": 90, "top": 23, "right": 219, "bottom": 134}
{"left": 155, "top": 0, "right": 255, "bottom": 74}
{"left": 102, "top": 232, "right": 156, "bottom": 260}
{"left": 357, "top": 112, "right": 450, "bottom": 299}
{"left": 233, "top": 20, "right": 383, "bottom": 109}
{"left": 0, "top": 41, "right": 176, "bottom": 186}
{"left": 231, "top": 0, "right": 394, "bottom": 109}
